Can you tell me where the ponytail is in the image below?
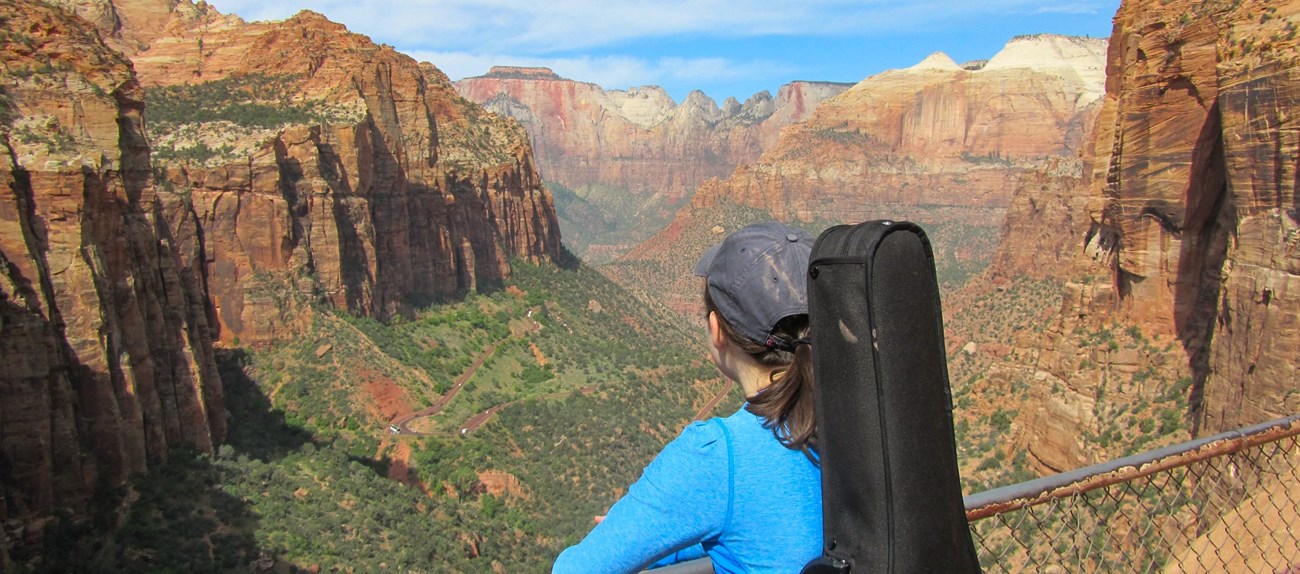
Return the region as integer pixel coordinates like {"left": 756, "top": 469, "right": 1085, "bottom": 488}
{"left": 705, "top": 290, "right": 817, "bottom": 459}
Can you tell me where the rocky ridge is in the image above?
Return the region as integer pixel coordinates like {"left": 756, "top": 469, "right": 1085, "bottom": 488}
{"left": 455, "top": 67, "right": 851, "bottom": 260}
{"left": 684, "top": 34, "right": 1108, "bottom": 222}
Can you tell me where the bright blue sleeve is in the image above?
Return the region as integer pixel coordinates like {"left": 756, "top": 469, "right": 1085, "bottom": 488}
{"left": 552, "top": 420, "right": 731, "bottom": 574}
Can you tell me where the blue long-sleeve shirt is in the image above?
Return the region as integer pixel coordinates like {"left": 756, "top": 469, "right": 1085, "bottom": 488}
{"left": 553, "top": 407, "right": 822, "bottom": 574}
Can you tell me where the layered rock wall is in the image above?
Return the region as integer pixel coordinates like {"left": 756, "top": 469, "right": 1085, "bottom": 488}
{"left": 976, "top": 0, "right": 1300, "bottom": 473}
{"left": 132, "top": 9, "right": 562, "bottom": 344}
{"left": 1084, "top": 0, "right": 1300, "bottom": 433}
{"left": 456, "top": 68, "right": 849, "bottom": 258}
{"left": 687, "top": 35, "right": 1109, "bottom": 224}
{"left": 1, "top": 0, "right": 223, "bottom": 558}
{"left": 456, "top": 67, "right": 850, "bottom": 205}
{"left": 607, "top": 36, "right": 1108, "bottom": 316}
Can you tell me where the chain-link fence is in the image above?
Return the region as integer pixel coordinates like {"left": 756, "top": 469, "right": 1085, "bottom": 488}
{"left": 964, "top": 414, "right": 1300, "bottom": 573}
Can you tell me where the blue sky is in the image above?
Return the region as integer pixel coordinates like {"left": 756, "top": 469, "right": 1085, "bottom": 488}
{"left": 203, "top": 0, "right": 1120, "bottom": 104}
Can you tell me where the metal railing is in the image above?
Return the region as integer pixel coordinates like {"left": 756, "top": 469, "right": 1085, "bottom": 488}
{"left": 638, "top": 414, "right": 1299, "bottom": 573}
{"left": 965, "top": 413, "right": 1300, "bottom": 573}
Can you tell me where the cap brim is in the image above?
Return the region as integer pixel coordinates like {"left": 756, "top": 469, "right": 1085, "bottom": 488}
{"left": 693, "top": 243, "right": 723, "bottom": 276}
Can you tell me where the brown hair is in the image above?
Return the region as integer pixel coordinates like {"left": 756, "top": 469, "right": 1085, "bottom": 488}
{"left": 705, "top": 289, "right": 817, "bottom": 459}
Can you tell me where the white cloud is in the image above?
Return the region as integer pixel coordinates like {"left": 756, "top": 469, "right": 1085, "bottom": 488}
{"left": 205, "top": 0, "right": 1117, "bottom": 54}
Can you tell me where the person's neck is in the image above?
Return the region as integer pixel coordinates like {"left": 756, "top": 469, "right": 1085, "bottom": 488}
{"left": 736, "top": 362, "right": 779, "bottom": 398}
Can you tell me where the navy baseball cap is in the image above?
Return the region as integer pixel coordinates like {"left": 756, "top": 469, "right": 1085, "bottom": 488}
{"left": 693, "top": 221, "right": 815, "bottom": 347}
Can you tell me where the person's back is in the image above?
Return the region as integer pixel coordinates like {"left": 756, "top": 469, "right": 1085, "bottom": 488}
{"left": 552, "top": 406, "right": 821, "bottom": 573}
{"left": 552, "top": 221, "right": 823, "bottom": 573}
{"left": 705, "top": 407, "right": 821, "bottom": 572}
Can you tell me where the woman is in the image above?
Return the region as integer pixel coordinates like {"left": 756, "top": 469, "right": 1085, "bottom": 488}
{"left": 553, "top": 221, "right": 822, "bottom": 573}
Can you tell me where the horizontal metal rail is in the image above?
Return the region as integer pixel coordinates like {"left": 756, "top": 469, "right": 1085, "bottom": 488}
{"left": 964, "top": 413, "right": 1300, "bottom": 520}
{"left": 964, "top": 412, "right": 1300, "bottom": 573}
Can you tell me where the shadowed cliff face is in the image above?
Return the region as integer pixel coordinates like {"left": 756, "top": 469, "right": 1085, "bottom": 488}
{"left": 1, "top": 0, "right": 224, "bottom": 557}
{"left": 125, "top": 7, "right": 563, "bottom": 344}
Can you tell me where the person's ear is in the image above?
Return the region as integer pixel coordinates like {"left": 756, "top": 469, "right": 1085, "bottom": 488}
{"left": 708, "top": 311, "right": 727, "bottom": 350}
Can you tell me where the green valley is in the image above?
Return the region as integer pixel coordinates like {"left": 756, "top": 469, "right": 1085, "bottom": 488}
{"left": 24, "top": 259, "right": 726, "bottom": 573}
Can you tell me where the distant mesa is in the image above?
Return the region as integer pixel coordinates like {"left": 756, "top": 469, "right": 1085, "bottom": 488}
{"left": 454, "top": 66, "right": 853, "bottom": 263}
{"left": 480, "top": 66, "right": 566, "bottom": 80}
{"left": 984, "top": 34, "right": 1108, "bottom": 100}
{"left": 898, "top": 35, "right": 1106, "bottom": 77}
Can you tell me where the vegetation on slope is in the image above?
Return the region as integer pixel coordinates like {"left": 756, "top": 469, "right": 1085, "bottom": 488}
{"left": 944, "top": 274, "right": 1194, "bottom": 494}
{"left": 23, "top": 259, "right": 727, "bottom": 573}
{"left": 16, "top": 216, "right": 1201, "bottom": 573}
{"left": 548, "top": 181, "right": 685, "bottom": 264}
{"left": 143, "top": 74, "right": 362, "bottom": 165}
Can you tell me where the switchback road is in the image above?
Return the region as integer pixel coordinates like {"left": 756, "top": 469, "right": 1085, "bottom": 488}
{"left": 391, "top": 344, "right": 496, "bottom": 436}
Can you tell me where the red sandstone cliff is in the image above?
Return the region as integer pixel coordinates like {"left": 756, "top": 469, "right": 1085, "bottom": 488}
{"left": 1082, "top": 0, "right": 1300, "bottom": 434}
{"left": 2, "top": 0, "right": 564, "bottom": 561}
{"left": 44, "top": 0, "right": 186, "bottom": 54}
{"left": 1, "top": 0, "right": 224, "bottom": 559}
{"left": 122, "top": 5, "right": 563, "bottom": 344}
{"left": 455, "top": 67, "right": 850, "bottom": 259}
{"left": 966, "top": 0, "right": 1300, "bottom": 473}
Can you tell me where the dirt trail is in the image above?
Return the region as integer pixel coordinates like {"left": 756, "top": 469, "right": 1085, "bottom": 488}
{"left": 390, "top": 315, "right": 544, "bottom": 437}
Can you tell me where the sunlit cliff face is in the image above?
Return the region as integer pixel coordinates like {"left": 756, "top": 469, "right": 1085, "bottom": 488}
{"left": 120, "top": 8, "right": 563, "bottom": 345}
{"left": 1083, "top": 0, "right": 1300, "bottom": 434}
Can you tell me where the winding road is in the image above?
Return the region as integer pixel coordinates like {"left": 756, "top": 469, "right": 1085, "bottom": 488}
{"left": 390, "top": 344, "right": 497, "bottom": 436}
{"left": 692, "top": 379, "right": 734, "bottom": 421}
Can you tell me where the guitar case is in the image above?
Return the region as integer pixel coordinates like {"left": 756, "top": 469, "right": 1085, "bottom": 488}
{"left": 801, "top": 221, "right": 980, "bottom": 573}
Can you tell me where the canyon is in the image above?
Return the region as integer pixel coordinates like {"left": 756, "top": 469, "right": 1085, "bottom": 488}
{"left": 456, "top": 67, "right": 852, "bottom": 261}
{"left": 601, "top": 2, "right": 1299, "bottom": 479}
{"left": 3, "top": 0, "right": 1299, "bottom": 568}
{"left": 606, "top": 34, "right": 1110, "bottom": 316}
